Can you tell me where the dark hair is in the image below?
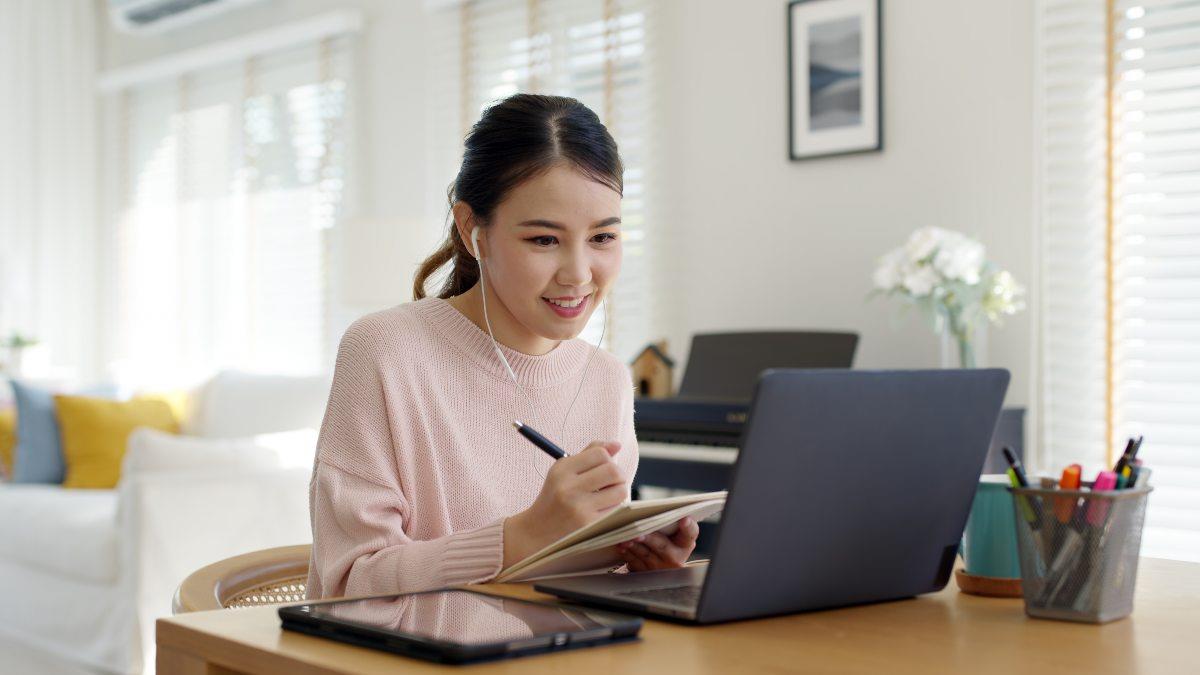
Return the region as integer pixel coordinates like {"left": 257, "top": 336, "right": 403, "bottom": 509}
{"left": 413, "top": 94, "right": 624, "bottom": 300}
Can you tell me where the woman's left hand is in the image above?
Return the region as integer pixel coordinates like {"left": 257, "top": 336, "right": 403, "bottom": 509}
{"left": 616, "top": 517, "right": 699, "bottom": 572}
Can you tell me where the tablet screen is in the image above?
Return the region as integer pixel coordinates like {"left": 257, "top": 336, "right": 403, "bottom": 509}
{"left": 301, "top": 590, "right": 615, "bottom": 646}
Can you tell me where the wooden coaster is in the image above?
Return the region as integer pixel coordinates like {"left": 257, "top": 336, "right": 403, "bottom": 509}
{"left": 955, "top": 569, "right": 1023, "bottom": 598}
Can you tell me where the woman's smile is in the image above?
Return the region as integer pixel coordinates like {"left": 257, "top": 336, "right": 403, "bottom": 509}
{"left": 542, "top": 293, "right": 590, "bottom": 319}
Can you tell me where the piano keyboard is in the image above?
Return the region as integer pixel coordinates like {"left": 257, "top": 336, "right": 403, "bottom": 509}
{"left": 638, "top": 441, "right": 738, "bottom": 465}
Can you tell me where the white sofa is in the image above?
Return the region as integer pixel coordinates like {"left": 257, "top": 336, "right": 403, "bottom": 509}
{"left": 0, "top": 371, "right": 331, "bottom": 675}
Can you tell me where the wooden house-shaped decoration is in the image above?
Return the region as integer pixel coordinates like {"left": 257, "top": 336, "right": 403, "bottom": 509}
{"left": 630, "top": 340, "right": 675, "bottom": 398}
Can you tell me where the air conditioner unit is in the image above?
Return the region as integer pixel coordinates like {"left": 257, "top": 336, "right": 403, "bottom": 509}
{"left": 108, "top": 0, "right": 267, "bottom": 34}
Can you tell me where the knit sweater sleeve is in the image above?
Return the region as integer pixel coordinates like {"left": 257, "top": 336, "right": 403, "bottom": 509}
{"left": 309, "top": 463, "right": 505, "bottom": 597}
{"left": 307, "top": 321, "right": 505, "bottom": 599}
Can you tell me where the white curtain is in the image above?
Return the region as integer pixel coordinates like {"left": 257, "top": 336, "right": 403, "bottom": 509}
{"left": 0, "top": 0, "right": 98, "bottom": 383}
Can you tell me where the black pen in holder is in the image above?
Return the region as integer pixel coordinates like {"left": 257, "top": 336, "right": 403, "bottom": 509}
{"left": 1008, "top": 483, "right": 1152, "bottom": 623}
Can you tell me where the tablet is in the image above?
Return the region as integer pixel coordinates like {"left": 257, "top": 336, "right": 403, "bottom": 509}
{"left": 279, "top": 588, "right": 643, "bottom": 664}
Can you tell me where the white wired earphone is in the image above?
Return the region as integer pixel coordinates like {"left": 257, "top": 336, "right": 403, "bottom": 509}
{"left": 470, "top": 227, "right": 606, "bottom": 469}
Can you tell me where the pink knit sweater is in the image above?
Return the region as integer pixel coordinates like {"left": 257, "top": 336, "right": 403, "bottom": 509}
{"left": 306, "top": 297, "right": 639, "bottom": 599}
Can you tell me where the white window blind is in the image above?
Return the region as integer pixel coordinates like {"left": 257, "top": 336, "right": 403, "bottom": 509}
{"left": 429, "top": 0, "right": 657, "bottom": 362}
{"left": 1038, "top": 0, "right": 1110, "bottom": 477}
{"left": 109, "top": 37, "right": 352, "bottom": 387}
{"left": 1113, "top": 0, "right": 1200, "bottom": 561}
{"left": 1039, "top": 0, "right": 1200, "bottom": 562}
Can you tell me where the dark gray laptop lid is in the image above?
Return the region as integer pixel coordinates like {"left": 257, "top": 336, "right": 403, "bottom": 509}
{"left": 697, "top": 368, "right": 1009, "bottom": 623}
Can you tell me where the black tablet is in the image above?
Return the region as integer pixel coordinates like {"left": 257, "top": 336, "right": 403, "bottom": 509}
{"left": 279, "top": 588, "right": 643, "bottom": 664}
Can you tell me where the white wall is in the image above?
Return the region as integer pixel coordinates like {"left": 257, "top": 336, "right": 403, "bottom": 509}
{"left": 652, "top": 0, "right": 1036, "bottom": 411}
{"left": 97, "top": 0, "right": 1037, "bottom": 412}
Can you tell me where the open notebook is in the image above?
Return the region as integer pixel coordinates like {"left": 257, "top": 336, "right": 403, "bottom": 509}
{"left": 496, "top": 491, "right": 727, "bottom": 583}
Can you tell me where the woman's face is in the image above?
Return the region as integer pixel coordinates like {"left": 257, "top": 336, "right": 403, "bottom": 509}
{"left": 471, "top": 164, "right": 622, "bottom": 345}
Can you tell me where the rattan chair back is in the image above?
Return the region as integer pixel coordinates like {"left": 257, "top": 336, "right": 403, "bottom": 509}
{"left": 173, "top": 544, "right": 311, "bottom": 613}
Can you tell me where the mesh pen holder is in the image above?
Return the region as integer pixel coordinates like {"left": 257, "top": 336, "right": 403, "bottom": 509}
{"left": 1008, "top": 483, "right": 1152, "bottom": 623}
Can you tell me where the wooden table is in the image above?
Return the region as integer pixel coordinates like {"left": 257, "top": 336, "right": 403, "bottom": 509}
{"left": 158, "top": 557, "right": 1198, "bottom": 674}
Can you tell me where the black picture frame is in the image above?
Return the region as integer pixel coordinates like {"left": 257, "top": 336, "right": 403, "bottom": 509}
{"left": 787, "top": 0, "right": 884, "bottom": 161}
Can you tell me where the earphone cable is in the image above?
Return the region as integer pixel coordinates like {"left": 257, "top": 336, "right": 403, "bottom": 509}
{"left": 477, "top": 257, "right": 539, "bottom": 424}
{"left": 558, "top": 293, "right": 606, "bottom": 446}
{"left": 476, "top": 254, "right": 604, "bottom": 480}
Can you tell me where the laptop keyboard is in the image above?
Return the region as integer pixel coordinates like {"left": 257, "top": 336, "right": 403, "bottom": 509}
{"left": 615, "top": 585, "right": 703, "bottom": 608}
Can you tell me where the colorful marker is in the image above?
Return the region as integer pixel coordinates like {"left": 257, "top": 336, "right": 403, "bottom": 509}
{"left": 1054, "top": 464, "right": 1082, "bottom": 523}
{"left": 1086, "top": 471, "right": 1118, "bottom": 526}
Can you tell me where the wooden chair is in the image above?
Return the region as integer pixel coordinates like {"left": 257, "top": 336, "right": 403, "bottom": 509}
{"left": 172, "top": 544, "right": 311, "bottom": 613}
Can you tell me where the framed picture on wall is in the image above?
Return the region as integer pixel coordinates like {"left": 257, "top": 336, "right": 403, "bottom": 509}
{"left": 787, "top": 0, "right": 882, "bottom": 160}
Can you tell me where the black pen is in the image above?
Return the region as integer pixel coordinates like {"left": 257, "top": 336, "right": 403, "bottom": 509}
{"left": 1002, "top": 446, "right": 1030, "bottom": 486}
{"left": 513, "top": 420, "right": 566, "bottom": 460}
{"left": 1002, "top": 446, "right": 1043, "bottom": 530}
{"left": 1113, "top": 437, "right": 1136, "bottom": 476}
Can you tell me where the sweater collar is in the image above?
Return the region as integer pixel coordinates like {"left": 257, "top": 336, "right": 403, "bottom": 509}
{"left": 414, "top": 297, "right": 592, "bottom": 388}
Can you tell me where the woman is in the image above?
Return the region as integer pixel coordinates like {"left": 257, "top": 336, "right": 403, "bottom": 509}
{"left": 307, "top": 94, "right": 698, "bottom": 599}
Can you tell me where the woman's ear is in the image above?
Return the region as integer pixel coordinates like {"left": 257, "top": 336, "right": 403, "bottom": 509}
{"left": 451, "top": 202, "right": 481, "bottom": 260}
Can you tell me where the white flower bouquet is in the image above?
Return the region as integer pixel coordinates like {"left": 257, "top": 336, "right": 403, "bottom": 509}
{"left": 872, "top": 227, "right": 1025, "bottom": 368}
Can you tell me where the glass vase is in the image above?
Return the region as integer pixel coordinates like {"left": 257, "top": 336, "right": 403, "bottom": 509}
{"left": 940, "top": 320, "right": 987, "bottom": 369}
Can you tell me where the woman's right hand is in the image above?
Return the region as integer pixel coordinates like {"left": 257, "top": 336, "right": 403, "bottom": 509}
{"left": 503, "top": 441, "right": 627, "bottom": 567}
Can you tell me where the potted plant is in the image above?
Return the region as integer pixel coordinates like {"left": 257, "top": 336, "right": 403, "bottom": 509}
{"left": 0, "top": 332, "right": 39, "bottom": 377}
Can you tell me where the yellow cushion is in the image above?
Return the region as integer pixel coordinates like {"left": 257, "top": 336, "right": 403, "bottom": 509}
{"left": 0, "top": 407, "right": 15, "bottom": 478}
{"left": 136, "top": 388, "right": 191, "bottom": 425}
{"left": 55, "top": 395, "right": 179, "bottom": 489}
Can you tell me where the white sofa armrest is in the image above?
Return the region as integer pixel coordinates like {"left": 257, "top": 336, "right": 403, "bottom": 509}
{"left": 118, "top": 466, "right": 311, "bottom": 673}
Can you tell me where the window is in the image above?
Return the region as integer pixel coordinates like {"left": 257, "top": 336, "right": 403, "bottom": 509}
{"left": 429, "top": 0, "right": 657, "bottom": 361}
{"left": 105, "top": 36, "right": 352, "bottom": 387}
{"left": 1038, "top": 0, "right": 1200, "bottom": 561}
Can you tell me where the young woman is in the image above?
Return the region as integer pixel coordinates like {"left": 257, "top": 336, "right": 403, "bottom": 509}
{"left": 307, "top": 94, "right": 698, "bottom": 599}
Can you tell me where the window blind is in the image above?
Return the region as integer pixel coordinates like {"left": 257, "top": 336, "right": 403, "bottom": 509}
{"left": 110, "top": 37, "right": 352, "bottom": 387}
{"left": 1112, "top": 0, "right": 1200, "bottom": 561}
{"left": 429, "top": 0, "right": 657, "bottom": 362}
{"left": 1038, "top": 0, "right": 1110, "bottom": 478}
{"left": 1039, "top": 0, "right": 1200, "bottom": 562}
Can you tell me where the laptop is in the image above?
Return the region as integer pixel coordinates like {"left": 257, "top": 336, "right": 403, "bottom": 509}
{"left": 535, "top": 368, "right": 1010, "bottom": 623}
